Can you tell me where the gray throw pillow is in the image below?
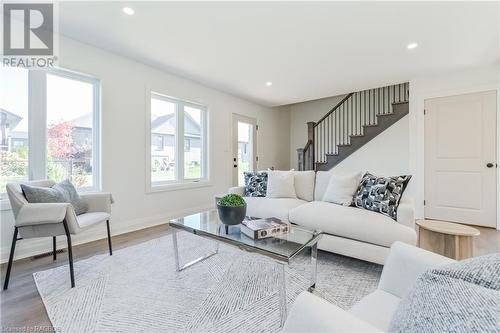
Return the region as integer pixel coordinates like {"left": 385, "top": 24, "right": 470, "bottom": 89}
{"left": 388, "top": 254, "right": 500, "bottom": 333}
{"left": 21, "top": 180, "right": 88, "bottom": 215}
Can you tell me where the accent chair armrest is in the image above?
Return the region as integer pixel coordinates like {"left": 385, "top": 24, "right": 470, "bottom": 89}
{"left": 378, "top": 241, "right": 455, "bottom": 299}
{"left": 228, "top": 186, "right": 245, "bottom": 196}
{"left": 396, "top": 197, "right": 415, "bottom": 229}
{"left": 283, "top": 292, "right": 382, "bottom": 333}
{"left": 80, "top": 192, "right": 113, "bottom": 213}
{"left": 16, "top": 203, "right": 71, "bottom": 227}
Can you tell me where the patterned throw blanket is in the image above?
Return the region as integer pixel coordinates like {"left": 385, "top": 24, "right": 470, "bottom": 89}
{"left": 389, "top": 253, "right": 500, "bottom": 333}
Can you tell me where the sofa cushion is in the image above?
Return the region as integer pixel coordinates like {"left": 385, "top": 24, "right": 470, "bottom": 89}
{"left": 322, "top": 172, "right": 362, "bottom": 206}
{"left": 289, "top": 201, "right": 416, "bottom": 247}
{"left": 243, "top": 197, "right": 307, "bottom": 221}
{"left": 294, "top": 170, "right": 315, "bottom": 202}
{"left": 267, "top": 170, "right": 297, "bottom": 198}
{"left": 388, "top": 254, "right": 500, "bottom": 333}
{"left": 350, "top": 290, "right": 401, "bottom": 332}
{"left": 314, "top": 171, "right": 333, "bottom": 201}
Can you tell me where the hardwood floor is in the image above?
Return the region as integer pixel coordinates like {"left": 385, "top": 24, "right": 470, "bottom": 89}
{"left": 1, "top": 223, "right": 499, "bottom": 330}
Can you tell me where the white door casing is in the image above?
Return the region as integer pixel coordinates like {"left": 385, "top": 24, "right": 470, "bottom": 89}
{"left": 424, "top": 91, "right": 497, "bottom": 227}
{"left": 232, "top": 114, "right": 257, "bottom": 186}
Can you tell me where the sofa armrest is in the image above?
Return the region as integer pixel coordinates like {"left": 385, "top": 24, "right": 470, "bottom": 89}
{"left": 378, "top": 241, "right": 454, "bottom": 299}
{"left": 282, "top": 292, "right": 382, "bottom": 333}
{"left": 228, "top": 186, "right": 245, "bottom": 196}
{"left": 397, "top": 197, "right": 415, "bottom": 229}
{"left": 16, "top": 203, "right": 70, "bottom": 227}
{"left": 80, "top": 192, "right": 113, "bottom": 213}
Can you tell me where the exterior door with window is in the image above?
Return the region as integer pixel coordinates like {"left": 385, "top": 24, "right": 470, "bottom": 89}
{"left": 424, "top": 91, "right": 497, "bottom": 227}
{"left": 232, "top": 114, "right": 257, "bottom": 186}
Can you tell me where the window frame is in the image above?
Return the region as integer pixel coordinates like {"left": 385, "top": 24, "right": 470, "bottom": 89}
{"left": 146, "top": 91, "right": 209, "bottom": 192}
{"left": 1, "top": 67, "right": 101, "bottom": 205}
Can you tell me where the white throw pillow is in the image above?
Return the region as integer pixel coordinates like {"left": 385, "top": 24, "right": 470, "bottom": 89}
{"left": 322, "top": 172, "right": 362, "bottom": 206}
{"left": 294, "top": 171, "right": 315, "bottom": 201}
{"left": 267, "top": 170, "right": 297, "bottom": 198}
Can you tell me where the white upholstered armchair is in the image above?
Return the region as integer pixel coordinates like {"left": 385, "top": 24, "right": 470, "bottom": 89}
{"left": 4, "top": 180, "right": 114, "bottom": 290}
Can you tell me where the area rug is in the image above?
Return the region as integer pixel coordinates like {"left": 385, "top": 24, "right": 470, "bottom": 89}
{"left": 34, "top": 231, "right": 382, "bottom": 333}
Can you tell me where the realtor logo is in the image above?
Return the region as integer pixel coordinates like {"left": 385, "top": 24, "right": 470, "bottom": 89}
{"left": 3, "top": 3, "right": 53, "bottom": 55}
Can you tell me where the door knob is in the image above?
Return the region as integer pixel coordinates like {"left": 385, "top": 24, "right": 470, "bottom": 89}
{"left": 486, "top": 163, "right": 495, "bottom": 168}
{"left": 233, "top": 164, "right": 237, "bottom": 168}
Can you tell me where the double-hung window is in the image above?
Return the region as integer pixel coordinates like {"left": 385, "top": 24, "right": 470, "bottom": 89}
{"left": 148, "top": 92, "right": 208, "bottom": 190}
{"left": 0, "top": 67, "right": 101, "bottom": 200}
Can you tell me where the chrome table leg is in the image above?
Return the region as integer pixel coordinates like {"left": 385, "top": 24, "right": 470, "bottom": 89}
{"left": 309, "top": 242, "right": 318, "bottom": 292}
{"left": 172, "top": 229, "right": 219, "bottom": 272}
{"left": 279, "top": 263, "right": 287, "bottom": 327}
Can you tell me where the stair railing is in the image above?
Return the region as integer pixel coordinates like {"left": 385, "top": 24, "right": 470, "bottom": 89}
{"left": 297, "top": 82, "right": 409, "bottom": 170}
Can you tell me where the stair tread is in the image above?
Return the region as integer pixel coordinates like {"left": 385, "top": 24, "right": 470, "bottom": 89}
{"left": 376, "top": 112, "right": 396, "bottom": 117}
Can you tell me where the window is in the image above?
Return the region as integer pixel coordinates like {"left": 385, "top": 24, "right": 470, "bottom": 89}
{"left": 0, "top": 68, "right": 29, "bottom": 192}
{"left": 0, "top": 67, "right": 100, "bottom": 198}
{"left": 149, "top": 93, "right": 208, "bottom": 189}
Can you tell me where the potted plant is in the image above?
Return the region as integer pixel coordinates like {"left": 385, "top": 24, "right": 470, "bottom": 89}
{"left": 217, "top": 194, "right": 247, "bottom": 226}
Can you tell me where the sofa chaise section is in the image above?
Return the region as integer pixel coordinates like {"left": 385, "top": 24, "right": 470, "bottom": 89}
{"left": 289, "top": 200, "right": 417, "bottom": 263}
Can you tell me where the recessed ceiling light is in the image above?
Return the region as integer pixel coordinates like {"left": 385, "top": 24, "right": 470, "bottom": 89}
{"left": 407, "top": 43, "right": 418, "bottom": 50}
{"left": 266, "top": 82, "right": 273, "bottom": 86}
{"left": 122, "top": 7, "right": 135, "bottom": 15}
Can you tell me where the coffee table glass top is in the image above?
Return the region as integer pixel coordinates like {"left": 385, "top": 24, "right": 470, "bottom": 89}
{"left": 169, "top": 210, "right": 321, "bottom": 263}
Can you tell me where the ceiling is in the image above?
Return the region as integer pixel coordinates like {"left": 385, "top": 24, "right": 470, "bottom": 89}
{"left": 59, "top": 1, "right": 499, "bottom": 106}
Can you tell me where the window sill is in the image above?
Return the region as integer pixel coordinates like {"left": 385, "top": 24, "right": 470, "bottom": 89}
{"left": 148, "top": 180, "right": 212, "bottom": 193}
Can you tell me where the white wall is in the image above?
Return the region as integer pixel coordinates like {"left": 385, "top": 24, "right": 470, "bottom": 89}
{"left": 288, "top": 95, "right": 346, "bottom": 169}
{"left": 326, "top": 115, "right": 410, "bottom": 175}
{"left": 408, "top": 64, "right": 499, "bottom": 224}
{"left": 0, "top": 36, "right": 290, "bottom": 262}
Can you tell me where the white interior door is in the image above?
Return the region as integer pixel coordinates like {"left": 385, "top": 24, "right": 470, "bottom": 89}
{"left": 232, "top": 114, "right": 257, "bottom": 186}
{"left": 424, "top": 91, "right": 497, "bottom": 227}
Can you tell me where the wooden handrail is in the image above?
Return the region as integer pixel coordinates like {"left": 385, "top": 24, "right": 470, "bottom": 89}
{"left": 314, "top": 93, "right": 354, "bottom": 127}
{"left": 303, "top": 139, "right": 313, "bottom": 151}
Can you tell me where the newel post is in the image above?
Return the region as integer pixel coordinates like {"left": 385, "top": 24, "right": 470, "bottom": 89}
{"left": 307, "top": 122, "right": 315, "bottom": 170}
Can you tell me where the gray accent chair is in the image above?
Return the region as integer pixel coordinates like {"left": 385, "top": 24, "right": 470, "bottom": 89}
{"left": 4, "top": 180, "right": 114, "bottom": 290}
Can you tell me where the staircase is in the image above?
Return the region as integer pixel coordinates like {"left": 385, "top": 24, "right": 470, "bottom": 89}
{"left": 297, "top": 83, "right": 409, "bottom": 171}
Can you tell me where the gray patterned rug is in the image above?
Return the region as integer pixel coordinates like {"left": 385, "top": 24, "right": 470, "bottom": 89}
{"left": 34, "top": 232, "right": 382, "bottom": 333}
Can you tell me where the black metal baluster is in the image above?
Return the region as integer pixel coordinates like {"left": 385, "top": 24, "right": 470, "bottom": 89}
{"left": 353, "top": 93, "right": 357, "bottom": 135}
{"left": 350, "top": 97, "right": 353, "bottom": 139}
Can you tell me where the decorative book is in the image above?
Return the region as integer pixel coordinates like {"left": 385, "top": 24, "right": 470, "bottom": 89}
{"left": 240, "top": 217, "right": 291, "bottom": 239}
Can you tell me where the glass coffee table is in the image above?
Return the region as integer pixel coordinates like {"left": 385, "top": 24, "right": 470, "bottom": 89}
{"left": 169, "top": 210, "right": 322, "bottom": 327}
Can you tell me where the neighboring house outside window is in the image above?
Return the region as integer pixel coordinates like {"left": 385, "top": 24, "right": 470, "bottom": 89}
{"left": 148, "top": 93, "right": 208, "bottom": 189}
{"left": 0, "top": 67, "right": 101, "bottom": 199}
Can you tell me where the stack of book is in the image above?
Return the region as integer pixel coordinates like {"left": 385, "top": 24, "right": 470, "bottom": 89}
{"left": 240, "top": 217, "right": 291, "bottom": 239}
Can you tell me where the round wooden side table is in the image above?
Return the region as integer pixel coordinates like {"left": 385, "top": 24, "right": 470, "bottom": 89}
{"left": 416, "top": 219, "right": 480, "bottom": 260}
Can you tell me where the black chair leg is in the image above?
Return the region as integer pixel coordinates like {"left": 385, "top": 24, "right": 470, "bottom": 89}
{"left": 3, "top": 227, "right": 18, "bottom": 290}
{"left": 62, "top": 221, "right": 75, "bottom": 288}
{"left": 53, "top": 236, "right": 57, "bottom": 261}
{"left": 106, "top": 220, "right": 113, "bottom": 256}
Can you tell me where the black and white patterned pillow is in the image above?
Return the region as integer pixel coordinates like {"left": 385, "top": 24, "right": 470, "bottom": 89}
{"left": 352, "top": 172, "right": 411, "bottom": 220}
{"left": 244, "top": 171, "right": 268, "bottom": 197}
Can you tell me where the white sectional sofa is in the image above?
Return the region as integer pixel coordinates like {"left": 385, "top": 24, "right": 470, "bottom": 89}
{"left": 228, "top": 171, "right": 417, "bottom": 264}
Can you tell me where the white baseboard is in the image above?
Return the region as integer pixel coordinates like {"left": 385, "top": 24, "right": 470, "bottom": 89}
{"left": 1, "top": 205, "right": 213, "bottom": 264}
